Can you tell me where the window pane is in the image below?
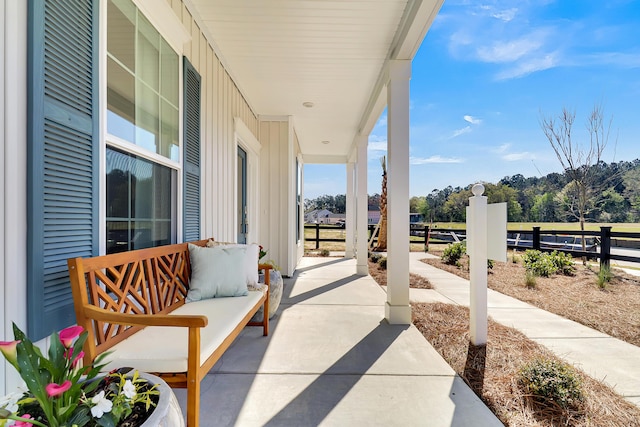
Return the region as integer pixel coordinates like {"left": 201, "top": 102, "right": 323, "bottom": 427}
{"left": 161, "top": 39, "right": 179, "bottom": 106}
{"left": 106, "top": 148, "right": 176, "bottom": 254}
{"left": 106, "top": 148, "right": 131, "bottom": 218}
{"left": 138, "top": 14, "right": 159, "bottom": 92}
{"left": 136, "top": 82, "right": 159, "bottom": 153}
{"left": 107, "top": 0, "right": 178, "bottom": 162}
{"left": 107, "top": 0, "right": 135, "bottom": 72}
{"left": 161, "top": 100, "right": 179, "bottom": 161}
{"left": 107, "top": 57, "right": 135, "bottom": 141}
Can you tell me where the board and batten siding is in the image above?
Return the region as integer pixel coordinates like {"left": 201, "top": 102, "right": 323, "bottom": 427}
{"left": 259, "top": 118, "right": 303, "bottom": 277}
{"left": 166, "top": 0, "right": 259, "bottom": 243}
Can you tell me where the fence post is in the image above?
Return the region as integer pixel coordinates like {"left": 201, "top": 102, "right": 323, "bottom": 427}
{"left": 600, "top": 226, "right": 612, "bottom": 270}
{"left": 315, "top": 223, "right": 320, "bottom": 250}
{"left": 424, "top": 225, "right": 429, "bottom": 252}
{"left": 532, "top": 226, "right": 541, "bottom": 251}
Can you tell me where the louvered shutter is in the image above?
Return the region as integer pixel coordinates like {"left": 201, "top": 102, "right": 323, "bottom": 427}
{"left": 27, "top": 0, "right": 99, "bottom": 340}
{"left": 183, "top": 58, "right": 201, "bottom": 241}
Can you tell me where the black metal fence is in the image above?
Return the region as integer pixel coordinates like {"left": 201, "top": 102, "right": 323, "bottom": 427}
{"left": 304, "top": 224, "right": 640, "bottom": 269}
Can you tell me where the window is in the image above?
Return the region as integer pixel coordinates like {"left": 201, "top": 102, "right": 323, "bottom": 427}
{"left": 106, "top": 148, "right": 176, "bottom": 253}
{"left": 106, "top": 0, "right": 181, "bottom": 253}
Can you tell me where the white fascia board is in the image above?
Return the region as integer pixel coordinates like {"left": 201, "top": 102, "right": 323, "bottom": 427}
{"left": 391, "top": 0, "right": 445, "bottom": 60}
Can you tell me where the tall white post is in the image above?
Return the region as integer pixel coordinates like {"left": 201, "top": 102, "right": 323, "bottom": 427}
{"left": 468, "top": 183, "right": 488, "bottom": 345}
{"left": 355, "top": 136, "right": 369, "bottom": 275}
{"left": 385, "top": 60, "right": 411, "bottom": 324}
{"left": 345, "top": 162, "right": 356, "bottom": 258}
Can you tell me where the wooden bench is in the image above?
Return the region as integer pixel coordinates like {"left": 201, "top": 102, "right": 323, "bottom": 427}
{"left": 67, "top": 239, "right": 271, "bottom": 427}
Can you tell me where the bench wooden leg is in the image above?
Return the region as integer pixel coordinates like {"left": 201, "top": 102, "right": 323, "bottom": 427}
{"left": 187, "top": 376, "right": 200, "bottom": 427}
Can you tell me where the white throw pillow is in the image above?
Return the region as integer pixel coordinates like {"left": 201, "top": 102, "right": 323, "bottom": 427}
{"left": 203, "top": 241, "right": 259, "bottom": 287}
{"left": 187, "top": 244, "right": 248, "bottom": 302}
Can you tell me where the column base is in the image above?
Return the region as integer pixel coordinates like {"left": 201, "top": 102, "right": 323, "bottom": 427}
{"left": 356, "top": 263, "right": 368, "bottom": 276}
{"left": 385, "top": 302, "right": 412, "bottom": 324}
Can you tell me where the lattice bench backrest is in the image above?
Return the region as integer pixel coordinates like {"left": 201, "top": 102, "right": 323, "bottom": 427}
{"left": 69, "top": 240, "right": 209, "bottom": 357}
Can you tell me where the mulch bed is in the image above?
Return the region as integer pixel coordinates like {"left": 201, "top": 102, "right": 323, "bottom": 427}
{"left": 421, "top": 251, "right": 640, "bottom": 347}
{"left": 412, "top": 302, "right": 640, "bottom": 427}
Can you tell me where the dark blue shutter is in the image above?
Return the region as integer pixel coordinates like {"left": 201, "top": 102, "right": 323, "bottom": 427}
{"left": 183, "top": 57, "right": 201, "bottom": 241}
{"left": 27, "top": 0, "right": 99, "bottom": 340}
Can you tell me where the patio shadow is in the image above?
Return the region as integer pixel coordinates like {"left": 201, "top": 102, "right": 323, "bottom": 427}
{"left": 262, "top": 321, "right": 408, "bottom": 426}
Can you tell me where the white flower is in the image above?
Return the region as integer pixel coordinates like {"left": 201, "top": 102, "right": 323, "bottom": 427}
{"left": 122, "top": 380, "right": 137, "bottom": 400}
{"left": 0, "top": 391, "right": 23, "bottom": 414}
{"left": 90, "top": 390, "right": 113, "bottom": 418}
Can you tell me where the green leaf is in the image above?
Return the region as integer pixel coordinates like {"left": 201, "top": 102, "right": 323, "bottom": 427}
{"left": 96, "top": 412, "right": 117, "bottom": 427}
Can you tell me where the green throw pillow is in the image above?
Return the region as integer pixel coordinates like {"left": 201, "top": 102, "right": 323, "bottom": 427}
{"left": 187, "top": 244, "right": 248, "bottom": 302}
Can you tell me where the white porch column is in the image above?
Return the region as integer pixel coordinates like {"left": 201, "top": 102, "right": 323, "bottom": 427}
{"left": 345, "top": 162, "right": 356, "bottom": 258}
{"left": 385, "top": 60, "right": 411, "bottom": 324}
{"left": 355, "top": 136, "right": 369, "bottom": 275}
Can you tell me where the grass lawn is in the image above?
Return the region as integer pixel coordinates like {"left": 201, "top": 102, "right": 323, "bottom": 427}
{"left": 431, "top": 222, "right": 640, "bottom": 232}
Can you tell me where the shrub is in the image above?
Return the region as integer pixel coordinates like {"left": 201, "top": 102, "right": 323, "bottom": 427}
{"left": 549, "top": 251, "right": 575, "bottom": 276}
{"left": 319, "top": 248, "right": 330, "bottom": 257}
{"left": 522, "top": 250, "right": 576, "bottom": 277}
{"left": 442, "top": 242, "right": 466, "bottom": 266}
{"left": 597, "top": 265, "right": 613, "bottom": 289}
{"left": 487, "top": 259, "right": 494, "bottom": 269}
{"left": 519, "top": 358, "right": 584, "bottom": 410}
{"left": 370, "top": 253, "right": 382, "bottom": 263}
{"left": 525, "top": 270, "right": 537, "bottom": 289}
{"left": 378, "top": 256, "right": 387, "bottom": 269}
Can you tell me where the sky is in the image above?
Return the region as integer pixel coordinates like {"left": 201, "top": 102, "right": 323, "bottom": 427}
{"left": 303, "top": 0, "right": 640, "bottom": 200}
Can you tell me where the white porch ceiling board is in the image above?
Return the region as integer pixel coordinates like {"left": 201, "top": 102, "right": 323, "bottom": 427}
{"left": 188, "top": 0, "right": 418, "bottom": 161}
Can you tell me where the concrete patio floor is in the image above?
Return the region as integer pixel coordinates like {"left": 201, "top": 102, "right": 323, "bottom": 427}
{"left": 174, "top": 256, "right": 502, "bottom": 426}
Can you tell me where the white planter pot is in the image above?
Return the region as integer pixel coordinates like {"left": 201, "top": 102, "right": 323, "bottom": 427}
{"left": 139, "top": 372, "right": 185, "bottom": 427}
{"left": 252, "top": 269, "right": 283, "bottom": 322}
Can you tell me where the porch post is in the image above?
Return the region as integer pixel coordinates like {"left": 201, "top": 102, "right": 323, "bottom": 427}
{"left": 385, "top": 60, "right": 411, "bottom": 324}
{"left": 356, "top": 135, "right": 369, "bottom": 275}
{"left": 345, "top": 162, "right": 356, "bottom": 258}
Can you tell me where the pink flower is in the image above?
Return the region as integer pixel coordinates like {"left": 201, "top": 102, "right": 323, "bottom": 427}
{"left": 14, "top": 414, "right": 33, "bottom": 426}
{"left": 0, "top": 340, "right": 20, "bottom": 368}
{"left": 59, "top": 326, "right": 83, "bottom": 348}
{"left": 64, "top": 349, "right": 85, "bottom": 367}
{"left": 46, "top": 380, "right": 72, "bottom": 397}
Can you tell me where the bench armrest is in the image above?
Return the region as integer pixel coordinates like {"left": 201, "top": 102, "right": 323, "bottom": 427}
{"left": 83, "top": 305, "right": 208, "bottom": 328}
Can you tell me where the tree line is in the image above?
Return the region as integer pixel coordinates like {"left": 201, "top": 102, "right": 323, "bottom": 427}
{"left": 305, "top": 158, "right": 640, "bottom": 223}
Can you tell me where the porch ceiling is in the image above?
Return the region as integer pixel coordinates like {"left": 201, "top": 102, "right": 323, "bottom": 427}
{"left": 186, "top": 0, "right": 443, "bottom": 163}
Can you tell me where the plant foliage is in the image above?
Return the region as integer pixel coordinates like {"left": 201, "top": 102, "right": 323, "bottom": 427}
{"left": 519, "top": 358, "right": 584, "bottom": 410}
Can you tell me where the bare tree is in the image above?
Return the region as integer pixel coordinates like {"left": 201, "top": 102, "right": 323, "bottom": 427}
{"left": 540, "top": 104, "right": 614, "bottom": 251}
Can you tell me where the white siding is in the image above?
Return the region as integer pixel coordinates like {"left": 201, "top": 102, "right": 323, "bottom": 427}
{"left": 1, "top": 0, "right": 28, "bottom": 394}
{"left": 167, "top": 0, "right": 260, "bottom": 243}
{"left": 256, "top": 118, "right": 303, "bottom": 276}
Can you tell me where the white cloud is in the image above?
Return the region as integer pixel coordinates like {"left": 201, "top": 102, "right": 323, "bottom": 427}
{"left": 451, "top": 126, "right": 472, "bottom": 138}
{"left": 494, "top": 143, "right": 511, "bottom": 154}
{"left": 368, "top": 141, "right": 387, "bottom": 153}
{"left": 503, "top": 152, "right": 536, "bottom": 161}
{"left": 492, "top": 8, "right": 518, "bottom": 22}
{"left": 477, "top": 37, "right": 543, "bottom": 63}
{"left": 410, "top": 155, "right": 463, "bottom": 165}
{"left": 496, "top": 53, "right": 558, "bottom": 80}
{"left": 464, "top": 115, "right": 482, "bottom": 125}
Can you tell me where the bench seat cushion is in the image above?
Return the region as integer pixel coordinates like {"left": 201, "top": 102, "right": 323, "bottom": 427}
{"left": 101, "top": 290, "right": 265, "bottom": 373}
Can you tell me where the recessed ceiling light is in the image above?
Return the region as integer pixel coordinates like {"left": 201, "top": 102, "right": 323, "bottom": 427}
{"left": 321, "top": 140, "right": 330, "bottom": 144}
{"left": 302, "top": 101, "right": 314, "bottom": 108}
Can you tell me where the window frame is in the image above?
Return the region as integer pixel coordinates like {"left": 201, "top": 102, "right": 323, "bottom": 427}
{"left": 99, "top": 0, "right": 189, "bottom": 254}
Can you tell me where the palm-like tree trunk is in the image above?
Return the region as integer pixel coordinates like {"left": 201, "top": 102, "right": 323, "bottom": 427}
{"left": 375, "top": 156, "right": 387, "bottom": 251}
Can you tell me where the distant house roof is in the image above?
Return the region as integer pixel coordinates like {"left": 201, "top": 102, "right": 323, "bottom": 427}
{"left": 368, "top": 204, "right": 380, "bottom": 211}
